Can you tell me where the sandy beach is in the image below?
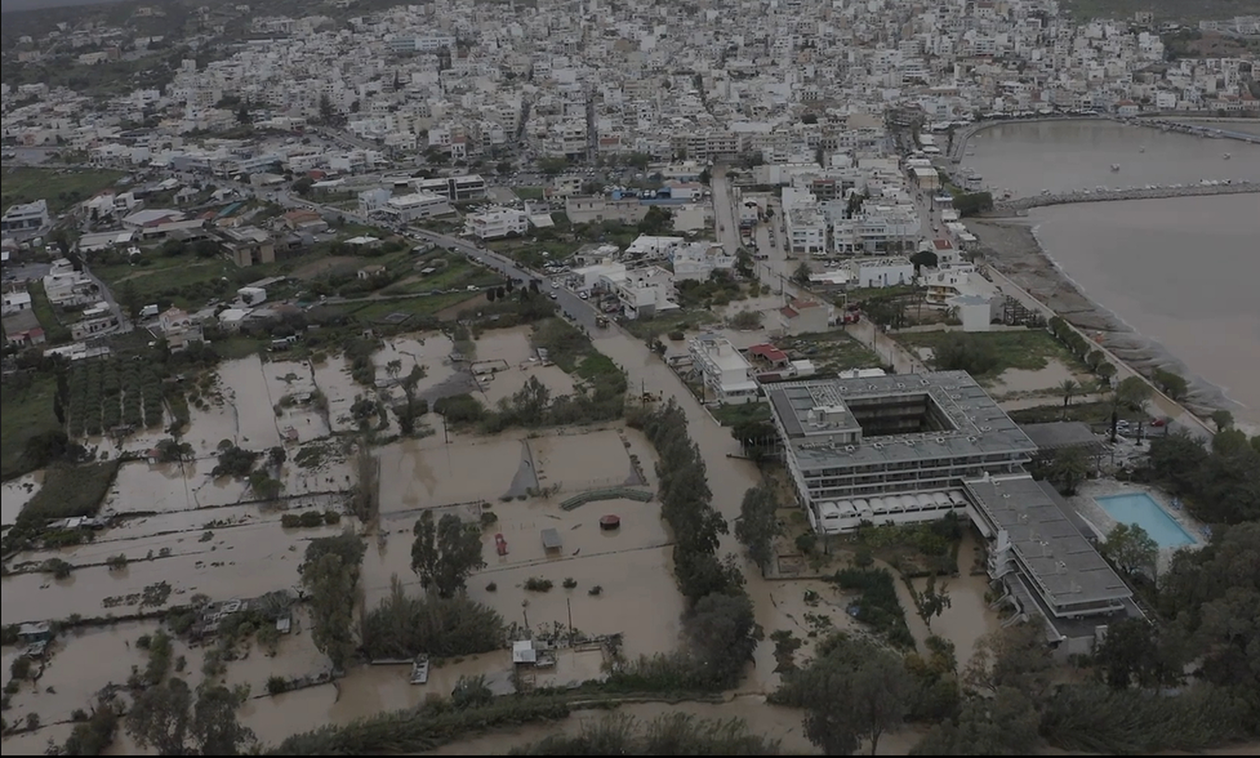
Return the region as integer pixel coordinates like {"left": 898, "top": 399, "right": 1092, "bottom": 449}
{"left": 963, "top": 216, "right": 1248, "bottom": 427}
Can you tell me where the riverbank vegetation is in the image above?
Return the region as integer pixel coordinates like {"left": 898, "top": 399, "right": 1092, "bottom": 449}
{"left": 272, "top": 694, "right": 575, "bottom": 754}
{"left": 300, "top": 532, "right": 366, "bottom": 670}
{"left": 620, "top": 399, "right": 758, "bottom": 692}
{"left": 772, "top": 633, "right": 914, "bottom": 755}
{"left": 509, "top": 713, "right": 781, "bottom": 755}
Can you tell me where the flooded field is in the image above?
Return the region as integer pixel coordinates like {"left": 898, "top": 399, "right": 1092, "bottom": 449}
{"left": 372, "top": 334, "right": 458, "bottom": 396}
{"left": 989, "top": 358, "right": 1092, "bottom": 402}
{"left": 528, "top": 428, "right": 642, "bottom": 493}
{"left": 2, "top": 320, "right": 1012, "bottom": 754}
{"left": 378, "top": 433, "right": 525, "bottom": 511}
{"left": 1, "top": 517, "right": 336, "bottom": 622}
{"left": 478, "top": 363, "right": 575, "bottom": 408}
{"left": 263, "top": 359, "right": 330, "bottom": 443}
{"left": 1, "top": 473, "right": 41, "bottom": 526}
{"left": 214, "top": 356, "right": 285, "bottom": 449}
{"left": 474, "top": 327, "right": 535, "bottom": 365}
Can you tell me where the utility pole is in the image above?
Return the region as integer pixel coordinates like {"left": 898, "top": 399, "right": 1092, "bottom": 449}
{"left": 566, "top": 597, "right": 574, "bottom": 647}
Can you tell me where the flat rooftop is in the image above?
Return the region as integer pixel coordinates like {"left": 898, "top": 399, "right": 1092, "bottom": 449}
{"left": 767, "top": 371, "right": 1037, "bottom": 471}
{"left": 966, "top": 476, "right": 1131, "bottom": 614}
{"left": 1019, "top": 421, "right": 1106, "bottom": 455}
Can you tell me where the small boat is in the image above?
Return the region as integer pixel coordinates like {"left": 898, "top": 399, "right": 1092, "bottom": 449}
{"left": 410, "top": 654, "right": 430, "bottom": 685}
{"left": 1223, "top": 153, "right": 1232, "bottom": 160}
{"left": 1110, "top": 164, "right": 1121, "bottom": 172}
{"left": 1138, "top": 145, "right": 1146, "bottom": 153}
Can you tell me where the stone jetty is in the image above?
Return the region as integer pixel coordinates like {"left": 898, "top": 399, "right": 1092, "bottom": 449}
{"left": 994, "top": 181, "right": 1259, "bottom": 212}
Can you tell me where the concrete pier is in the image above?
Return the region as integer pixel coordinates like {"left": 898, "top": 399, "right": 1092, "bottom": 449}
{"left": 994, "top": 181, "right": 1259, "bottom": 212}
{"left": 1129, "top": 117, "right": 1260, "bottom": 145}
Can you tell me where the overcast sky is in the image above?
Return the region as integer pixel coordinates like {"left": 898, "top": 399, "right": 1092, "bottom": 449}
{"left": 2, "top": 0, "right": 129, "bottom": 13}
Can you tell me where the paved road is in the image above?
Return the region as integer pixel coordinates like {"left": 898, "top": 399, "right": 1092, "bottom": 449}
{"left": 80, "top": 263, "right": 132, "bottom": 333}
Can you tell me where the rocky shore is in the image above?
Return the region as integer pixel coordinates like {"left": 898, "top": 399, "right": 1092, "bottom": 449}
{"left": 964, "top": 217, "right": 1235, "bottom": 423}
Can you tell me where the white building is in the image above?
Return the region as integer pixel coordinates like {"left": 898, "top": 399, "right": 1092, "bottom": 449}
{"left": 923, "top": 264, "right": 999, "bottom": 306}
{"left": 948, "top": 293, "right": 1002, "bottom": 332}
{"left": 386, "top": 192, "right": 452, "bottom": 222}
{"left": 358, "top": 188, "right": 392, "bottom": 215}
{"left": 688, "top": 333, "right": 759, "bottom": 404}
{"left": 2, "top": 290, "right": 33, "bottom": 315}
{"left": 848, "top": 257, "right": 914, "bottom": 288}
{"left": 571, "top": 261, "right": 626, "bottom": 292}
{"left": 1, "top": 199, "right": 50, "bottom": 237}
{"left": 777, "top": 298, "right": 834, "bottom": 336}
{"left": 605, "top": 266, "right": 677, "bottom": 320}
{"left": 624, "top": 235, "right": 685, "bottom": 261}
{"left": 42, "top": 259, "right": 97, "bottom": 307}
{"left": 465, "top": 208, "right": 528, "bottom": 240}
{"left": 671, "top": 242, "right": 735, "bottom": 282}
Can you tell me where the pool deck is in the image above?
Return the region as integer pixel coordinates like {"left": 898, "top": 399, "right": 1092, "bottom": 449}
{"left": 1070, "top": 479, "right": 1206, "bottom": 574}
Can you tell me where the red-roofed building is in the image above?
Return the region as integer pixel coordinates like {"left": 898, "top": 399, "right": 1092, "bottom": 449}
{"left": 777, "top": 297, "right": 833, "bottom": 336}
{"left": 748, "top": 343, "right": 790, "bottom": 368}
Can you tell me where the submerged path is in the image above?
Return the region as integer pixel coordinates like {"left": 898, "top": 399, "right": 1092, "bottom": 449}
{"left": 995, "top": 180, "right": 1258, "bottom": 212}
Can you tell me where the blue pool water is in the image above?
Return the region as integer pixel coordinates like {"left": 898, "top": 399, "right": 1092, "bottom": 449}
{"left": 1095, "top": 492, "right": 1196, "bottom": 548}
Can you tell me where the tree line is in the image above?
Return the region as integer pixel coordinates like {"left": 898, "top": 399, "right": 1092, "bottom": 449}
{"left": 621, "top": 400, "right": 758, "bottom": 691}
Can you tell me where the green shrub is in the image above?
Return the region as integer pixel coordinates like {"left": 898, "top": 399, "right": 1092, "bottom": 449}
{"left": 43, "top": 558, "right": 74, "bottom": 579}
{"left": 281, "top": 513, "right": 301, "bottom": 529}
{"left": 524, "top": 577, "right": 554, "bottom": 592}
{"left": 267, "top": 676, "right": 289, "bottom": 695}
{"left": 299, "top": 510, "right": 324, "bottom": 528}
{"left": 360, "top": 579, "right": 505, "bottom": 660}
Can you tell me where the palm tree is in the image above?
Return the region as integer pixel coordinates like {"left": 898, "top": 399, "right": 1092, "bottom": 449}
{"left": 1059, "top": 379, "right": 1079, "bottom": 420}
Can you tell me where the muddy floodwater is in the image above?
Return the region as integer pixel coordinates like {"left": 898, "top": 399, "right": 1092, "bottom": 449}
{"left": 3, "top": 322, "right": 1007, "bottom": 753}
{"left": 1, "top": 473, "right": 41, "bottom": 526}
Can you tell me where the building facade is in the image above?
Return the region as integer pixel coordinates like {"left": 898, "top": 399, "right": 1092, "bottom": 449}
{"left": 689, "top": 333, "right": 759, "bottom": 404}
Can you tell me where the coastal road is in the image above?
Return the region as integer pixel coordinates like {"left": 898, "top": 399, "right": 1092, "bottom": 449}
{"left": 983, "top": 265, "right": 1214, "bottom": 440}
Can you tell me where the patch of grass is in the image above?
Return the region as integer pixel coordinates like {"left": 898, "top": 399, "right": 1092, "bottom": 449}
{"left": 21, "top": 460, "right": 121, "bottom": 522}
{"left": 0, "top": 375, "right": 62, "bottom": 480}
{"left": 212, "top": 336, "right": 268, "bottom": 360}
{"left": 621, "top": 308, "right": 721, "bottom": 341}
{"left": 27, "top": 281, "right": 71, "bottom": 344}
{"left": 1, "top": 167, "right": 125, "bottom": 214}
{"left": 93, "top": 256, "right": 238, "bottom": 310}
{"left": 1008, "top": 399, "right": 1144, "bottom": 428}
{"left": 711, "top": 402, "right": 772, "bottom": 427}
{"left": 515, "top": 186, "right": 546, "bottom": 200}
{"left": 335, "top": 292, "right": 473, "bottom": 323}
{"left": 893, "top": 328, "right": 1082, "bottom": 380}
{"left": 388, "top": 258, "right": 501, "bottom": 294}
{"left": 785, "top": 330, "right": 883, "bottom": 374}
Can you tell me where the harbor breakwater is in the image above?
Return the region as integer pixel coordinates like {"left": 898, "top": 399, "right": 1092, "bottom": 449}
{"left": 995, "top": 180, "right": 1259, "bottom": 212}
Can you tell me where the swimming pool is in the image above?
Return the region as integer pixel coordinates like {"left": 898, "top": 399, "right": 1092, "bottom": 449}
{"left": 1095, "top": 492, "right": 1195, "bottom": 548}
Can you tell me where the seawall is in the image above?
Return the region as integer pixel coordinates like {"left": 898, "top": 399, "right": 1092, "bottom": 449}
{"left": 995, "top": 181, "right": 1258, "bottom": 212}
